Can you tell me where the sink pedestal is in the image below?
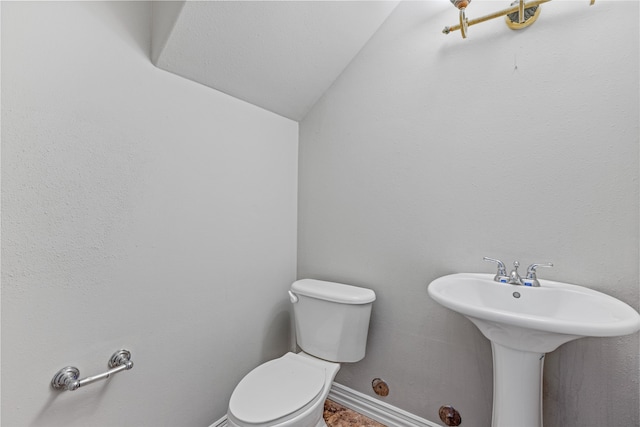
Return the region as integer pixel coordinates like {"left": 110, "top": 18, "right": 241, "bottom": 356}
{"left": 491, "top": 343, "right": 544, "bottom": 427}
{"left": 467, "top": 318, "right": 580, "bottom": 427}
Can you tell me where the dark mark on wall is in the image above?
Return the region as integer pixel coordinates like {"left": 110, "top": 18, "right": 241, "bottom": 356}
{"left": 439, "top": 405, "right": 462, "bottom": 426}
{"left": 371, "top": 378, "right": 389, "bottom": 397}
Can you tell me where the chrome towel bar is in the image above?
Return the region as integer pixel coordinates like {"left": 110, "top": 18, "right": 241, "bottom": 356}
{"left": 51, "top": 349, "right": 134, "bottom": 391}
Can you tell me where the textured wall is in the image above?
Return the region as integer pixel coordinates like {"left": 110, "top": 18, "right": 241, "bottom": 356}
{"left": 1, "top": 2, "right": 297, "bottom": 426}
{"left": 298, "top": 1, "right": 639, "bottom": 426}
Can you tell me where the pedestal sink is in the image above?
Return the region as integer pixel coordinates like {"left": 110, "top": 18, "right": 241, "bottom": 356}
{"left": 428, "top": 273, "right": 640, "bottom": 427}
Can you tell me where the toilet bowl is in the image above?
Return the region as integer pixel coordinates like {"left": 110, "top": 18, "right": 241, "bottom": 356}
{"left": 227, "top": 352, "right": 339, "bottom": 427}
{"left": 226, "top": 279, "right": 376, "bottom": 427}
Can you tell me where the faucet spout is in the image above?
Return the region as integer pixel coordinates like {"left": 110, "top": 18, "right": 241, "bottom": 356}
{"left": 509, "top": 261, "right": 523, "bottom": 285}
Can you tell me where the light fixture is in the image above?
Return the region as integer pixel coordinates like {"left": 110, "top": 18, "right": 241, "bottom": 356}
{"left": 443, "top": 0, "right": 596, "bottom": 39}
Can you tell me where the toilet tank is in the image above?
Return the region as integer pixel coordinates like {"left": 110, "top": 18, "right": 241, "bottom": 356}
{"left": 290, "top": 279, "right": 376, "bottom": 363}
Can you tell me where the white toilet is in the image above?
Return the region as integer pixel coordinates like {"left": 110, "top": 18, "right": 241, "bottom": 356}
{"left": 227, "top": 279, "right": 376, "bottom": 427}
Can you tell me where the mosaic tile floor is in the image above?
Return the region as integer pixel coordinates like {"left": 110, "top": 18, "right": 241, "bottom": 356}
{"left": 323, "top": 400, "right": 386, "bottom": 427}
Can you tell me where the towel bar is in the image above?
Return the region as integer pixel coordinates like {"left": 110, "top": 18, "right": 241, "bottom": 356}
{"left": 51, "top": 349, "right": 133, "bottom": 391}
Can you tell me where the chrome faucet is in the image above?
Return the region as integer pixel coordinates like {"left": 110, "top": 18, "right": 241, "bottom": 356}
{"left": 484, "top": 257, "right": 553, "bottom": 287}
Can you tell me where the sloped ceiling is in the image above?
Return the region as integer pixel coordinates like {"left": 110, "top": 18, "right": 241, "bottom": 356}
{"left": 151, "top": 1, "right": 399, "bottom": 121}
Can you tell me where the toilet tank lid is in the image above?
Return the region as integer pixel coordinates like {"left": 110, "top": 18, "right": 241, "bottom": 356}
{"left": 291, "top": 279, "right": 376, "bottom": 304}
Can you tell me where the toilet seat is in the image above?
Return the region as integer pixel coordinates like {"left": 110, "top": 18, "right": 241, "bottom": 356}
{"left": 228, "top": 353, "right": 326, "bottom": 425}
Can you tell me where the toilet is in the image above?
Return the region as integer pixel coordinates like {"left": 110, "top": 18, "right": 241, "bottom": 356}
{"left": 227, "top": 279, "right": 376, "bottom": 427}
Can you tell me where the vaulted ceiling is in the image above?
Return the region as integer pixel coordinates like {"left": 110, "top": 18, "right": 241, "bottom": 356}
{"left": 151, "top": 1, "right": 399, "bottom": 121}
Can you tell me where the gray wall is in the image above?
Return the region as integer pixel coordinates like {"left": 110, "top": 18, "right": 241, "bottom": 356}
{"left": 1, "top": 2, "right": 297, "bottom": 426}
{"left": 298, "top": 1, "right": 639, "bottom": 426}
{"left": 3, "top": 1, "right": 639, "bottom": 427}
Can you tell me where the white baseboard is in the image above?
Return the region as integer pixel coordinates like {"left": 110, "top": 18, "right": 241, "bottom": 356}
{"left": 328, "top": 383, "right": 440, "bottom": 427}
{"left": 210, "top": 415, "right": 228, "bottom": 427}
{"left": 209, "top": 382, "right": 439, "bottom": 427}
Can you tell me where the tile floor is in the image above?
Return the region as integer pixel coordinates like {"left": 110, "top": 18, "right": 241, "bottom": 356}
{"left": 323, "top": 400, "right": 386, "bottom": 427}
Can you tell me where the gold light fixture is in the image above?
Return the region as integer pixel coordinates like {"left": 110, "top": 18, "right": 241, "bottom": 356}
{"left": 443, "top": 0, "right": 596, "bottom": 39}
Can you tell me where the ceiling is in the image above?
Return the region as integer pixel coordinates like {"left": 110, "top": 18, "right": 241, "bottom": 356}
{"left": 151, "top": 1, "right": 399, "bottom": 121}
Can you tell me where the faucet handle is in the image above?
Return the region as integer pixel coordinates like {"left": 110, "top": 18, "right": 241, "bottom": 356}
{"left": 524, "top": 262, "right": 553, "bottom": 287}
{"left": 483, "top": 257, "right": 509, "bottom": 282}
{"left": 525, "top": 262, "right": 553, "bottom": 278}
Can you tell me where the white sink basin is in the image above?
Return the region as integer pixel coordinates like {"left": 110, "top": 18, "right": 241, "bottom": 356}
{"left": 428, "top": 272, "right": 640, "bottom": 427}
{"left": 428, "top": 273, "right": 640, "bottom": 351}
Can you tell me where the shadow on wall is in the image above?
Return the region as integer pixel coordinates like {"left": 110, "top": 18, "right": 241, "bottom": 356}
{"left": 31, "top": 379, "right": 111, "bottom": 427}
{"left": 87, "top": 1, "right": 152, "bottom": 58}
{"left": 261, "top": 301, "right": 292, "bottom": 362}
